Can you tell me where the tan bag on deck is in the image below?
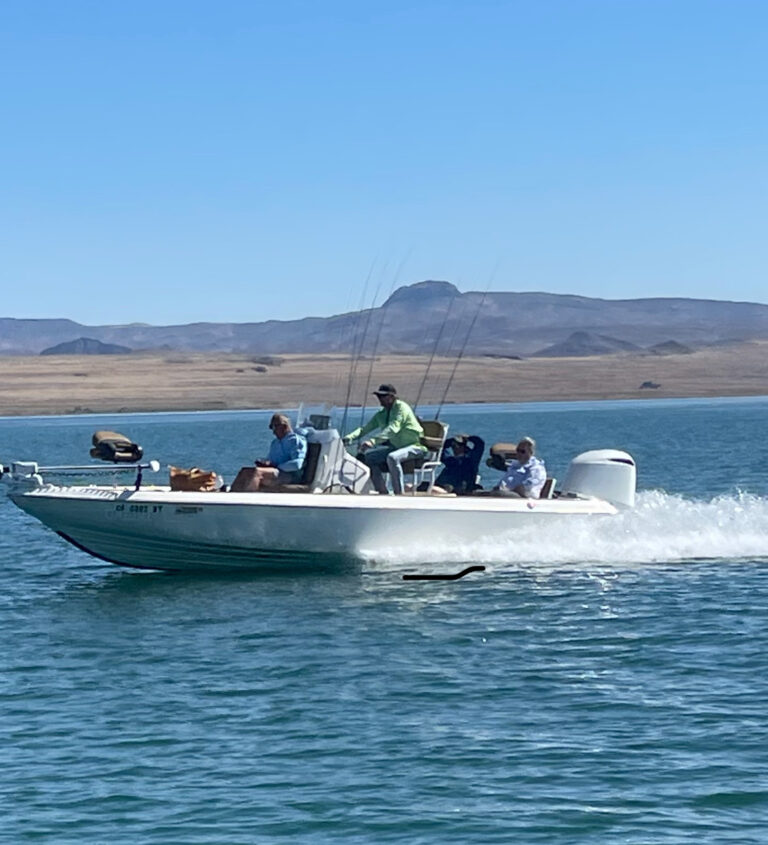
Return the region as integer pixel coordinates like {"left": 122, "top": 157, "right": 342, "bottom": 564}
{"left": 169, "top": 465, "right": 218, "bottom": 492}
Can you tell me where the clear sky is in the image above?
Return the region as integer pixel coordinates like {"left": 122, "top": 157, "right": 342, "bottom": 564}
{"left": 2, "top": 0, "right": 767, "bottom": 325}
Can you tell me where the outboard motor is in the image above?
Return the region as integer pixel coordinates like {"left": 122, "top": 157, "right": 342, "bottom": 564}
{"left": 562, "top": 450, "right": 636, "bottom": 509}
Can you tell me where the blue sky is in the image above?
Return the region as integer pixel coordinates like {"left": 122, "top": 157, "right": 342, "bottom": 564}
{"left": 2, "top": 0, "right": 767, "bottom": 324}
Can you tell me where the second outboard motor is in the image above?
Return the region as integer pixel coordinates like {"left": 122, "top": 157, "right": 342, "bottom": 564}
{"left": 562, "top": 450, "right": 636, "bottom": 509}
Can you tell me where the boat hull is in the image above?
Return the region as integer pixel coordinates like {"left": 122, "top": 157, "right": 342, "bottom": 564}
{"left": 10, "top": 486, "right": 617, "bottom": 572}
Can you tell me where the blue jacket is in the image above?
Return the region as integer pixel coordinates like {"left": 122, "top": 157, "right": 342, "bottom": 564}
{"left": 267, "top": 431, "right": 307, "bottom": 473}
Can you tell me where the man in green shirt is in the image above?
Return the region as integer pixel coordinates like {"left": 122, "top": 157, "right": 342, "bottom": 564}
{"left": 343, "top": 383, "right": 426, "bottom": 495}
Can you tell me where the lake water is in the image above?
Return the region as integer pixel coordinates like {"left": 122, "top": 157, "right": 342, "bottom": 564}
{"left": 1, "top": 397, "right": 768, "bottom": 843}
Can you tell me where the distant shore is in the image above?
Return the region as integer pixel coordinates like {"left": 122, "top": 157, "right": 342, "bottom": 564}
{"left": 1, "top": 343, "right": 767, "bottom": 417}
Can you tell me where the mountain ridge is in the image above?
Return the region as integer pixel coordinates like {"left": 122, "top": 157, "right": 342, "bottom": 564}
{"left": 3, "top": 280, "right": 768, "bottom": 357}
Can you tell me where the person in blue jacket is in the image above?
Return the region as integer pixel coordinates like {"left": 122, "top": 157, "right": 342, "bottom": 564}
{"left": 435, "top": 434, "right": 484, "bottom": 494}
{"left": 252, "top": 413, "right": 307, "bottom": 490}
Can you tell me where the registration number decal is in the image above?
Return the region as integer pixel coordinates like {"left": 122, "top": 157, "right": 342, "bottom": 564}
{"left": 113, "top": 504, "right": 164, "bottom": 514}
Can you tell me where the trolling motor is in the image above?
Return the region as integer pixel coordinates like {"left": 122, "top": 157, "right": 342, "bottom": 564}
{"left": 90, "top": 430, "right": 144, "bottom": 463}
{"left": 89, "top": 431, "right": 158, "bottom": 489}
{"left": 89, "top": 431, "right": 152, "bottom": 488}
{"left": 1, "top": 431, "right": 158, "bottom": 492}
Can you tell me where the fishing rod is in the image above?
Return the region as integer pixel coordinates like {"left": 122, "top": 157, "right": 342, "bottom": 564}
{"left": 413, "top": 288, "right": 459, "bottom": 414}
{"left": 352, "top": 268, "right": 391, "bottom": 431}
{"left": 358, "top": 252, "right": 410, "bottom": 429}
{"left": 340, "top": 259, "right": 378, "bottom": 436}
{"left": 435, "top": 273, "right": 496, "bottom": 419}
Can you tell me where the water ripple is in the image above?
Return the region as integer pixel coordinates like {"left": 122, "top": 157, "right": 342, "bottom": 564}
{"left": 3, "top": 404, "right": 768, "bottom": 842}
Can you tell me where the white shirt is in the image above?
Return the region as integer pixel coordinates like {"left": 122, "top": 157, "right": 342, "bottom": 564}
{"left": 497, "top": 455, "right": 547, "bottom": 498}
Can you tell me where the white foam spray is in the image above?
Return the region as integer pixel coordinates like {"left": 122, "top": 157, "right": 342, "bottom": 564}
{"left": 364, "top": 491, "right": 768, "bottom": 568}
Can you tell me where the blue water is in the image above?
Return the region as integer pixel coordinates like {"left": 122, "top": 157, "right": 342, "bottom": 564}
{"left": 2, "top": 398, "right": 768, "bottom": 843}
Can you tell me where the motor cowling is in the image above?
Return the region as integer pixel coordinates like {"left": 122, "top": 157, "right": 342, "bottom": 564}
{"left": 562, "top": 449, "right": 636, "bottom": 509}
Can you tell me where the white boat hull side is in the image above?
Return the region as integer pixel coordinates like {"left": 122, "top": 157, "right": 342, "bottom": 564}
{"left": 11, "top": 486, "right": 617, "bottom": 572}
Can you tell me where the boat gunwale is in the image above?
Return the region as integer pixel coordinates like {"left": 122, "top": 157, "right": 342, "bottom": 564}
{"left": 12, "top": 483, "right": 619, "bottom": 515}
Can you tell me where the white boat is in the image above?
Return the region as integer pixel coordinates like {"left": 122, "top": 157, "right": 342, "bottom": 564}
{"left": 2, "top": 425, "right": 636, "bottom": 573}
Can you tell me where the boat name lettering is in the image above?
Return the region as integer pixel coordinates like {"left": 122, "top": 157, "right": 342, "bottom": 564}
{"left": 175, "top": 506, "right": 202, "bottom": 514}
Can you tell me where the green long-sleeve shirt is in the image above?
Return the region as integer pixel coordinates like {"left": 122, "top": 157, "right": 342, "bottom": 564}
{"left": 345, "top": 399, "right": 426, "bottom": 451}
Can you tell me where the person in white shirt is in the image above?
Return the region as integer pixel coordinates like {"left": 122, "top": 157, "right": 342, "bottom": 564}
{"left": 495, "top": 436, "right": 546, "bottom": 498}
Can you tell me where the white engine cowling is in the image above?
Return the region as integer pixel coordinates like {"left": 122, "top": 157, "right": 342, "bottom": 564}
{"left": 561, "top": 449, "right": 636, "bottom": 509}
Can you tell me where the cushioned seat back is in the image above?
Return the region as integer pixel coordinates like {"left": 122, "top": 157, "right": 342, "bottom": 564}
{"left": 540, "top": 477, "right": 556, "bottom": 499}
{"left": 486, "top": 442, "right": 517, "bottom": 472}
{"left": 400, "top": 420, "right": 449, "bottom": 474}
{"left": 420, "top": 419, "right": 449, "bottom": 453}
{"left": 299, "top": 442, "right": 322, "bottom": 485}
{"left": 274, "top": 441, "right": 323, "bottom": 492}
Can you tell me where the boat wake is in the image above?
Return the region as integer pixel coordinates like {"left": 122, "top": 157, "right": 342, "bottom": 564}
{"left": 365, "top": 490, "right": 768, "bottom": 568}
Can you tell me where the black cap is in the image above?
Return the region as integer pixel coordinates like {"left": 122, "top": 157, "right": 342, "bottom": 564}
{"left": 373, "top": 383, "right": 397, "bottom": 396}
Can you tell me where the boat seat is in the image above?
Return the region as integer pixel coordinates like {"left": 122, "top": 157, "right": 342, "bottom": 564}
{"left": 272, "top": 442, "right": 323, "bottom": 493}
{"left": 230, "top": 442, "right": 322, "bottom": 493}
{"left": 485, "top": 442, "right": 517, "bottom": 472}
{"left": 540, "top": 477, "right": 556, "bottom": 499}
{"left": 400, "top": 419, "right": 450, "bottom": 495}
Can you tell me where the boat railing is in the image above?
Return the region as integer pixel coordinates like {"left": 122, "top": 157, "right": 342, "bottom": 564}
{"left": 2, "top": 460, "right": 161, "bottom": 491}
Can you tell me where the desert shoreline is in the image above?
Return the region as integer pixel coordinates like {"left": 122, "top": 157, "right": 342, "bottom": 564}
{"left": 1, "top": 344, "right": 767, "bottom": 417}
